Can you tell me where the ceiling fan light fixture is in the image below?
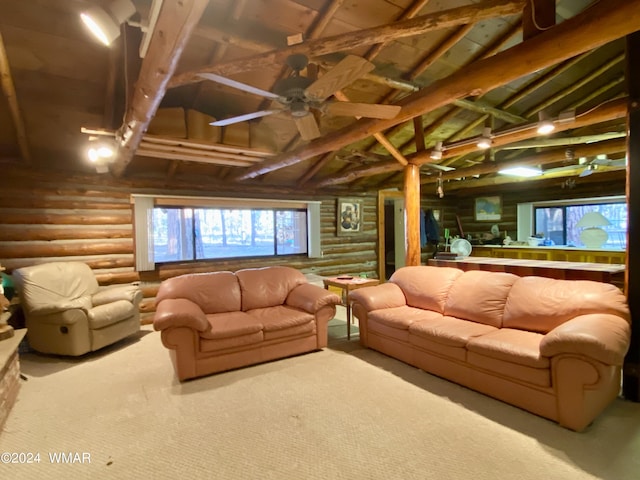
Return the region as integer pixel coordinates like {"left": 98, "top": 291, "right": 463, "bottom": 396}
{"left": 80, "top": 0, "right": 136, "bottom": 46}
{"left": 477, "top": 127, "right": 492, "bottom": 149}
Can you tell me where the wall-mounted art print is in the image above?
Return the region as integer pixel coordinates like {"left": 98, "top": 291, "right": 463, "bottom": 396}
{"left": 475, "top": 196, "right": 502, "bottom": 221}
{"left": 337, "top": 198, "right": 362, "bottom": 235}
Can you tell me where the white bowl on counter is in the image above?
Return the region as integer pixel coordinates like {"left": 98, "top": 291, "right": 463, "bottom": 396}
{"left": 527, "top": 237, "right": 543, "bottom": 246}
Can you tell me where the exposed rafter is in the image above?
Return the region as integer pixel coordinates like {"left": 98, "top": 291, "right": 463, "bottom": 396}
{"left": 169, "top": 0, "right": 525, "bottom": 87}
{"left": 111, "top": 0, "right": 209, "bottom": 177}
{"left": 235, "top": 0, "right": 640, "bottom": 182}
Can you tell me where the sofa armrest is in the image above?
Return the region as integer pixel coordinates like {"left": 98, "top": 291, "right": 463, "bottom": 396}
{"left": 93, "top": 285, "right": 143, "bottom": 307}
{"left": 286, "top": 283, "right": 341, "bottom": 313}
{"left": 349, "top": 283, "right": 407, "bottom": 311}
{"left": 153, "top": 298, "right": 210, "bottom": 333}
{"left": 29, "top": 296, "right": 92, "bottom": 316}
{"left": 540, "top": 313, "right": 631, "bottom": 366}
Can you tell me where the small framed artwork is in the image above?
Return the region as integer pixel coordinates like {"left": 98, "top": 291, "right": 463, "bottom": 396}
{"left": 337, "top": 198, "right": 362, "bottom": 235}
{"left": 475, "top": 196, "right": 502, "bottom": 221}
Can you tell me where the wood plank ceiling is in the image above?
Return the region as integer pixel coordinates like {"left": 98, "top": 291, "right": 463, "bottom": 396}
{"left": 0, "top": 0, "right": 637, "bottom": 196}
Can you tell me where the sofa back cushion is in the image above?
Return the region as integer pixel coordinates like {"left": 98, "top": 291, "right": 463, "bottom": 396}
{"left": 444, "top": 270, "right": 519, "bottom": 327}
{"left": 237, "top": 266, "right": 307, "bottom": 311}
{"left": 390, "top": 266, "right": 463, "bottom": 313}
{"left": 503, "top": 276, "right": 630, "bottom": 333}
{"left": 155, "top": 271, "right": 241, "bottom": 314}
{"left": 14, "top": 262, "right": 99, "bottom": 314}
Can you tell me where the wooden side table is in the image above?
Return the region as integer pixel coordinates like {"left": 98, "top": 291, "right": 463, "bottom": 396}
{"left": 323, "top": 276, "right": 380, "bottom": 339}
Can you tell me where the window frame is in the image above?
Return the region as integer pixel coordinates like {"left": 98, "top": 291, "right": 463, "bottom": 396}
{"left": 523, "top": 195, "right": 627, "bottom": 249}
{"left": 132, "top": 194, "right": 321, "bottom": 271}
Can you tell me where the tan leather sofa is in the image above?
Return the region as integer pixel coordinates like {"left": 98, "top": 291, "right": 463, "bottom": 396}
{"left": 350, "top": 265, "right": 631, "bottom": 431}
{"left": 153, "top": 266, "right": 341, "bottom": 381}
{"left": 13, "top": 262, "right": 142, "bottom": 356}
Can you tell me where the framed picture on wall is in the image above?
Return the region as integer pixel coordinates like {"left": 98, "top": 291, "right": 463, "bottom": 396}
{"left": 475, "top": 196, "right": 502, "bottom": 221}
{"left": 337, "top": 198, "right": 362, "bottom": 235}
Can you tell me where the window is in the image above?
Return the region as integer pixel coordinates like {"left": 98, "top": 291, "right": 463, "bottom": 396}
{"left": 533, "top": 198, "right": 626, "bottom": 249}
{"left": 133, "top": 195, "right": 321, "bottom": 270}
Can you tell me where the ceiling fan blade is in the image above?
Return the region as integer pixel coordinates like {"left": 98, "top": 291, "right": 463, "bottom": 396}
{"left": 325, "top": 102, "right": 401, "bottom": 119}
{"left": 294, "top": 114, "right": 321, "bottom": 141}
{"left": 198, "top": 73, "right": 283, "bottom": 101}
{"left": 210, "top": 109, "right": 280, "bottom": 126}
{"left": 304, "top": 55, "right": 375, "bottom": 102}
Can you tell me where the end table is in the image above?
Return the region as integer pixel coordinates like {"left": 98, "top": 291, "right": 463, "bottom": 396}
{"left": 323, "top": 276, "right": 380, "bottom": 339}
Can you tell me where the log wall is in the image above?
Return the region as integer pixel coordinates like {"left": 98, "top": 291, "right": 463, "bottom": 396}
{"left": 0, "top": 169, "right": 377, "bottom": 323}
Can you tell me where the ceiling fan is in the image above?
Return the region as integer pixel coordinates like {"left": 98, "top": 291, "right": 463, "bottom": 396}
{"left": 198, "top": 54, "right": 401, "bottom": 141}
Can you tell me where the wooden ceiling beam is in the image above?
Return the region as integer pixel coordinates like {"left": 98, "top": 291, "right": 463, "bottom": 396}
{"left": 423, "top": 137, "right": 627, "bottom": 183}
{"left": 313, "top": 97, "right": 628, "bottom": 187}
{"left": 110, "top": 0, "right": 209, "bottom": 177}
{"left": 169, "top": 0, "right": 525, "bottom": 87}
{"left": 365, "top": 0, "right": 432, "bottom": 60}
{"left": 237, "top": 0, "right": 640, "bottom": 182}
{"left": 0, "top": 30, "right": 30, "bottom": 164}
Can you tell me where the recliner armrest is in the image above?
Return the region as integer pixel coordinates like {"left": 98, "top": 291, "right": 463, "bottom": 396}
{"left": 93, "top": 285, "right": 143, "bottom": 307}
{"left": 540, "top": 313, "right": 631, "bottom": 366}
{"left": 153, "top": 298, "right": 210, "bottom": 333}
{"left": 349, "top": 283, "right": 407, "bottom": 311}
{"left": 286, "top": 283, "right": 341, "bottom": 313}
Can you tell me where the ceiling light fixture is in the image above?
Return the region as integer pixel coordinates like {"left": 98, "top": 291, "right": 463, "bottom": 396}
{"left": 87, "top": 138, "right": 116, "bottom": 173}
{"left": 80, "top": 0, "right": 136, "bottom": 46}
{"left": 476, "top": 127, "right": 492, "bottom": 149}
{"left": 430, "top": 141, "right": 443, "bottom": 160}
{"left": 498, "top": 166, "right": 542, "bottom": 177}
{"left": 536, "top": 111, "right": 555, "bottom": 135}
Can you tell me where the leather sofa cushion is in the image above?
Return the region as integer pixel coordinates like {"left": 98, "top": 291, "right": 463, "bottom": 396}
{"left": 246, "top": 305, "right": 314, "bottom": 331}
{"left": 409, "top": 315, "right": 497, "bottom": 348}
{"left": 390, "top": 266, "right": 462, "bottom": 313}
{"left": 503, "top": 276, "right": 630, "bottom": 333}
{"left": 370, "top": 306, "right": 443, "bottom": 330}
{"left": 368, "top": 318, "right": 410, "bottom": 342}
{"left": 409, "top": 335, "right": 466, "bottom": 361}
{"left": 444, "top": 271, "right": 518, "bottom": 327}
{"left": 155, "top": 271, "right": 241, "bottom": 314}
{"left": 466, "top": 329, "right": 549, "bottom": 368}
{"left": 14, "top": 261, "right": 100, "bottom": 314}
{"left": 200, "top": 311, "right": 262, "bottom": 340}
{"left": 237, "top": 266, "right": 307, "bottom": 311}
{"left": 467, "top": 351, "right": 551, "bottom": 387}
{"left": 200, "top": 331, "right": 264, "bottom": 352}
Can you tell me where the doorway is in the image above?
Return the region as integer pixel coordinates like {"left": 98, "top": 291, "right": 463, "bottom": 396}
{"left": 378, "top": 190, "right": 406, "bottom": 280}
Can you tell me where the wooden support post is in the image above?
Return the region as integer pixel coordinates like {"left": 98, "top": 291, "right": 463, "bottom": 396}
{"left": 624, "top": 32, "right": 640, "bottom": 402}
{"left": 403, "top": 163, "right": 421, "bottom": 267}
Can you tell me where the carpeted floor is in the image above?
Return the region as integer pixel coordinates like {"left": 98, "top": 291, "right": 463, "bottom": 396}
{"left": 1, "top": 307, "right": 639, "bottom": 479}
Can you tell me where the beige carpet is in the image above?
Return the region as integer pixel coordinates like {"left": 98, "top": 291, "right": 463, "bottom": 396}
{"left": 2, "top": 307, "right": 640, "bottom": 480}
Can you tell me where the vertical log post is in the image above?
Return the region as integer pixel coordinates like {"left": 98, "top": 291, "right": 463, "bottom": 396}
{"left": 624, "top": 32, "right": 640, "bottom": 402}
{"left": 404, "top": 163, "right": 421, "bottom": 267}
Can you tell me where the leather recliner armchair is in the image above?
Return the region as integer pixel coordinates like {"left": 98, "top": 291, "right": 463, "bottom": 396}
{"left": 13, "top": 262, "right": 142, "bottom": 356}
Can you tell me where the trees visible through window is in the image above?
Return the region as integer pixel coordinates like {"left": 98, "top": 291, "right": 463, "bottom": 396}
{"left": 534, "top": 201, "right": 627, "bottom": 249}
{"left": 152, "top": 207, "right": 308, "bottom": 263}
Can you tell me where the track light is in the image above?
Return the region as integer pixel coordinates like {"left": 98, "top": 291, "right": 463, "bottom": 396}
{"left": 430, "top": 141, "right": 443, "bottom": 160}
{"left": 536, "top": 111, "right": 555, "bottom": 135}
{"left": 477, "top": 127, "right": 492, "bottom": 149}
{"left": 81, "top": 0, "right": 136, "bottom": 46}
